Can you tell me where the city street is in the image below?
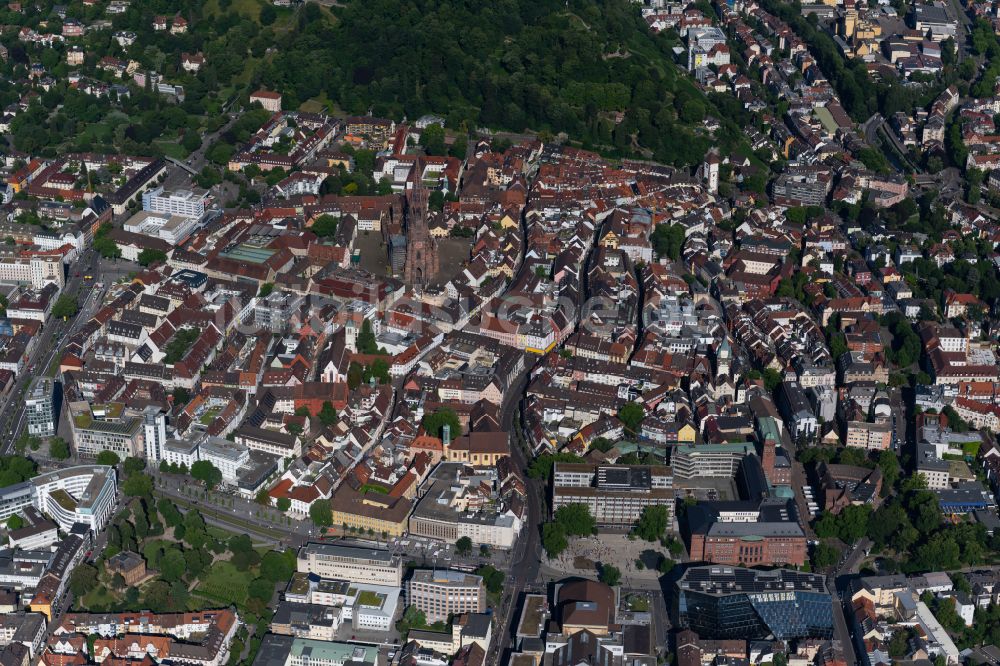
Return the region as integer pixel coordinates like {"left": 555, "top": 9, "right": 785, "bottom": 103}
{"left": 161, "top": 113, "right": 239, "bottom": 191}
{"left": 0, "top": 249, "right": 103, "bottom": 452}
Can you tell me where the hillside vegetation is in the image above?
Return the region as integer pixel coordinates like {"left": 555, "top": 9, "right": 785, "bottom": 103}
{"left": 258, "top": 0, "right": 721, "bottom": 165}
{"left": 0, "top": 0, "right": 732, "bottom": 166}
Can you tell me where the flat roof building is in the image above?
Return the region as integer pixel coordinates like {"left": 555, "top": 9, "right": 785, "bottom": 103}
{"left": 141, "top": 185, "right": 208, "bottom": 220}
{"left": 31, "top": 465, "right": 118, "bottom": 532}
{"left": 552, "top": 462, "right": 675, "bottom": 528}
{"left": 25, "top": 377, "right": 56, "bottom": 438}
{"left": 675, "top": 566, "right": 832, "bottom": 641}
{"left": 408, "top": 461, "right": 524, "bottom": 549}
{"left": 408, "top": 569, "right": 486, "bottom": 622}
{"left": 672, "top": 443, "right": 755, "bottom": 480}
{"left": 296, "top": 542, "right": 402, "bottom": 587}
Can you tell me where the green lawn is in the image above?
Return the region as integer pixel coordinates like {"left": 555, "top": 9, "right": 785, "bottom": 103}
{"left": 196, "top": 561, "right": 249, "bottom": 606}
{"left": 207, "top": 526, "right": 234, "bottom": 541}
{"left": 80, "top": 584, "right": 117, "bottom": 609}
{"left": 200, "top": 407, "right": 222, "bottom": 425}
{"left": 204, "top": 0, "right": 264, "bottom": 21}
{"left": 155, "top": 140, "right": 189, "bottom": 160}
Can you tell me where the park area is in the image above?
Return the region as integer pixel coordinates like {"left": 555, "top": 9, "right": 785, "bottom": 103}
{"left": 65, "top": 464, "right": 298, "bottom": 666}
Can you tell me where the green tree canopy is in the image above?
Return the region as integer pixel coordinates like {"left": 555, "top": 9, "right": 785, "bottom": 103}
{"left": 318, "top": 401, "right": 338, "bottom": 426}
{"left": 0, "top": 456, "right": 36, "bottom": 487}
{"left": 137, "top": 248, "right": 168, "bottom": 266}
{"left": 49, "top": 437, "right": 70, "bottom": 460}
{"left": 617, "top": 402, "right": 645, "bottom": 436}
{"left": 309, "top": 500, "right": 332, "bottom": 526}
{"left": 599, "top": 563, "right": 621, "bottom": 586}
{"left": 311, "top": 214, "right": 339, "bottom": 237}
{"left": 69, "top": 563, "right": 100, "bottom": 596}
{"left": 554, "top": 503, "right": 596, "bottom": 537}
{"left": 421, "top": 407, "right": 461, "bottom": 439}
{"left": 159, "top": 548, "right": 186, "bottom": 583}
{"left": 260, "top": 550, "right": 296, "bottom": 583}
{"left": 357, "top": 319, "right": 380, "bottom": 354}
{"left": 190, "top": 460, "right": 223, "bottom": 489}
{"left": 542, "top": 522, "right": 568, "bottom": 558}
{"left": 52, "top": 295, "right": 79, "bottom": 319}
{"left": 122, "top": 473, "right": 154, "bottom": 498}
{"left": 633, "top": 505, "right": 669, "bottom": 541}
{"left": 96, "top": 450, "right": 121, "bottom": 466}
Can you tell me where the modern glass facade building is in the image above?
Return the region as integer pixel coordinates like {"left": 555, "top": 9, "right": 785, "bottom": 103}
{"left": 675, "top": 566, "right": 833, "bottom": 640}
{"left": 26, "top": 377, "right": 56, "bottom": 437}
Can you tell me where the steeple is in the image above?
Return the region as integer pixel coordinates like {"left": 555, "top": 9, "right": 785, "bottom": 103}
{"left": 404, "top": 186, "right": 439, "bottom": 286}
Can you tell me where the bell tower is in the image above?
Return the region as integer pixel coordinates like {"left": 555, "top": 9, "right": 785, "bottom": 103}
{"left": 404, "top": 187, "right": 439, "bottom": 286}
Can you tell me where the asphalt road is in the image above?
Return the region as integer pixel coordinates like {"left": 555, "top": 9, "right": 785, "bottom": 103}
{"left": 162, "top": 114, "right": 239, "bottom": 191}
{"left": 827, "top": 537, "right": 871, "bottom": 665}
{"left": 890, "top": 387, "right": 912, "bottom": 454}
{"left": 0, "top": 249, "right": 102, "bottom": 452}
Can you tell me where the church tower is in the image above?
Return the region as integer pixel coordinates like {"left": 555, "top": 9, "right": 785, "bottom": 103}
{"left": 404, "top": 187, "right": 439, "bottom": 286}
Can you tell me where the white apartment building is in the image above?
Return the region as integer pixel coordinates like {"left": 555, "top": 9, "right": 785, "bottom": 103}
{"left": 198, "top": 437, "right": 250, "bottom": 483}
{"left": 0, "top": 255, "right": 64, "bottom": 290}
{"left": 162, "top": 435, "right": 200, "bottom": 469}
{"left": 31, "top": 465, "right": 118, "bottom": 532}
{"left": 340, "top": 584, "right": 399, "bottom": 632}
{"left": 141, "top": 186, "right": 208, "bottom": 219}
{"left": 142, "top": 408, "right": 167, "bottom": 463}
{"left": 124, "top": 209, "right": 198, "bottom": 246}
{"left": 296, "top": 543, "right": 403, "bottom": 587}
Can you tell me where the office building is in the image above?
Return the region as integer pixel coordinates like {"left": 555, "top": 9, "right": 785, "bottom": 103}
{"left": 198, "top": 437, "right": 250, "bottom": 484}
{"left": 408, "top": 461, "right": 525, "bottom": 548}
{"left": 142, "top": 407, "right": 166, "bottom": 464}
{"left": 25, "top": 378, "right": 56, "bottom": 437}
{"left": 675, "top": 566, "right": 832, "bottom": 640}
{"left": 123, "top": 210, "right": 197, "bottom": 246}
{"left": 31, "top": 465, "right": 117, "bottom": 532}
{"left": 296, "top": 542, "right": 402, "bottom": 587}
{"left": 235, "top": 426, "right": 301, "bottom": 459}
{"left": 163, "top": 434, "right": 200, "bottom": 469}
{"left": 68, "top": 402, "right": 143, "bottom": 459}
{"left": 342, "top": 584, "right": 399, "bottom": 632}
{"left": 0, "top": 254, "right": 63, "bottom": 290}
{"left": 252, "top": 636, "right": 376, "bottom": 666}
{"left": 935, "top": 481, "right": 997, "bottom": 513}
{"left": 330, "top": 483, "right": 411, "bottom": 538}
{"left": 551, "top": 463, "right": 675, "bottom": 527}
{"left": 6, "top": 507, "right": 58, "bottom": 550}
{"left": 671, "top": 442, "right": 755, "bottom": 480}
{"left": 408, "top": 570, "right": 486, "bottom": 622}
{"left": 913, "top": 2, "right": 957, "bottom": 41}
{"left": 141, "top": 186, "right": 208, "bottom": 220}
{"left": 0, "top": 482, "right": 33, "bottom": 523}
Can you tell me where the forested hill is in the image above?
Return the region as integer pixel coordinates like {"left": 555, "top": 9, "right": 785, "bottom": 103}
{"left": 0, "top": 0, "right": 725, "bottom": 165}
{"left": 258, "top": 0, "right": 719, "bottom": 166}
